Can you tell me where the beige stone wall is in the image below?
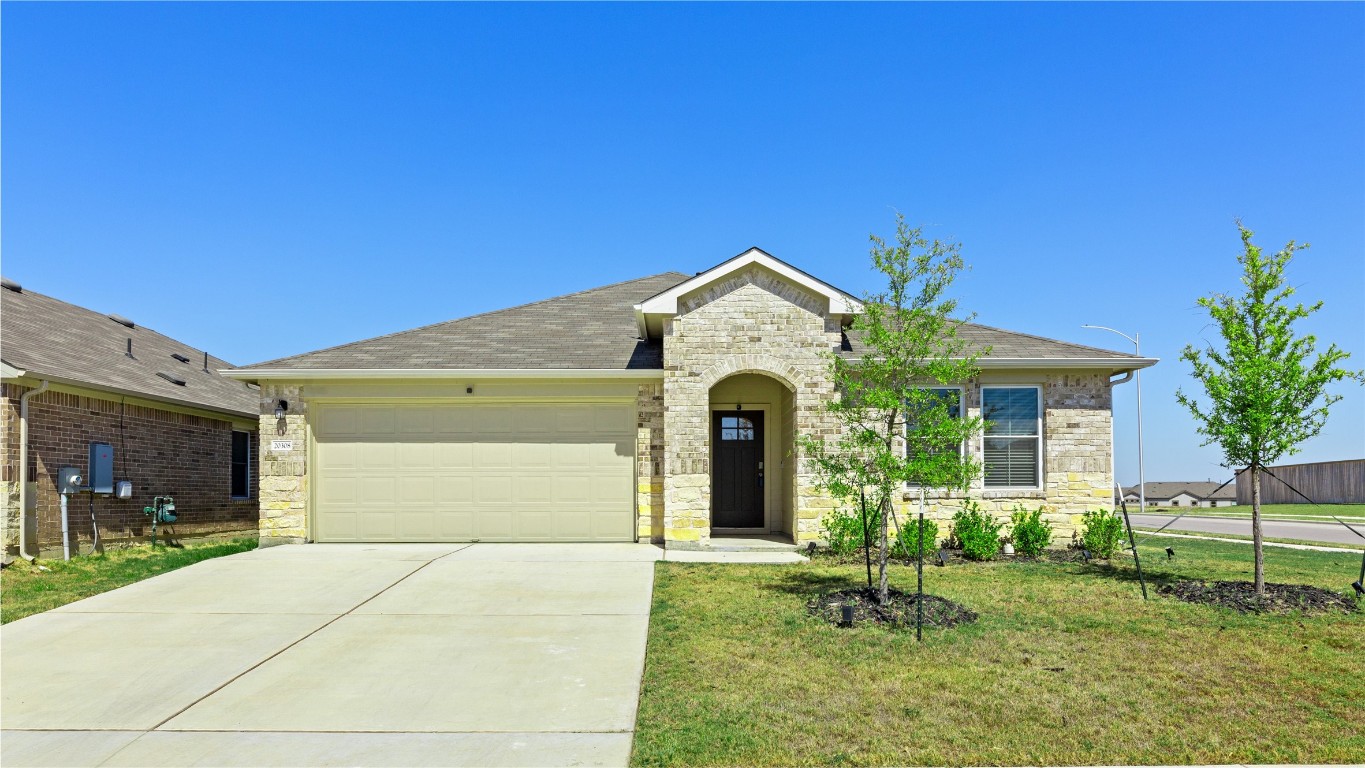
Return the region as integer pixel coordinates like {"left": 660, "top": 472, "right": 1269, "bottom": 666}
{"left": 257, "top": 383, "right": 309, "bottom": 545}
{"left": 636, "top": 382, "right": 665, "bottom": 543}
{"left": 890, "top": 372, "right": 1114, "bottom": 545}
{"left": 661, "top": 267, "right": 842, "bottom": 549}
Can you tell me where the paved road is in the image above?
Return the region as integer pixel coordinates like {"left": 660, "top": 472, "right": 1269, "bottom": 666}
{"left": 2, "top": 543, "right": 663, "bottom": 767}
{"left": 1128, "top": 513, "right": 1365, "bottom": 546}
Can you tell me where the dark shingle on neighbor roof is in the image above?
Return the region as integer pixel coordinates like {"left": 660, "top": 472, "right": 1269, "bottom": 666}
{"left": 237, "top": 272, "right": 694, "bottom": 371}
{"left": 1, "top": 281, "right": 258, "bottom": 418}
{"left": 843, "top": 322, "right": 1145, "bottom": 362}
{"left": 1123, "top": 481, "right": 1237, "bottom": 501}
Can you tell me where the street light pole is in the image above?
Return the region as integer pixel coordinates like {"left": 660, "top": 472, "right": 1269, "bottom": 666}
{"left": 1083, "top": 325, "right": 1152, "bottom": 599}
{"left": 1081, "top": 325, "right": 1146, "bottom": 518}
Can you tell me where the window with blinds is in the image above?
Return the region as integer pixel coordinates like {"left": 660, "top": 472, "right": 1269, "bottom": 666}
{"left": 982, "top": 386, "right": 1041, "bottom": 488}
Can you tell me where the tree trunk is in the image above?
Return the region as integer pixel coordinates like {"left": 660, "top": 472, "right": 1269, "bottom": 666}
{"left": 1251, "top": 464, "right": 1265, "bottom": 595}
{"left": 877, "top": 494, "right": 891, "bottom": 605}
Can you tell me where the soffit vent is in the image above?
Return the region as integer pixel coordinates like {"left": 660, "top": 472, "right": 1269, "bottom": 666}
{"left": 1, "top": 277, "right": 21, "bottom": 293}
{"left": 156, "top": 372, "right": 187, "bottom": 386}
{"left": 108, "top": 314, "right": 135, "bottom": 329}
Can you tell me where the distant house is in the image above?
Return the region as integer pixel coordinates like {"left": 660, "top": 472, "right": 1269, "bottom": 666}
{"left": 1121, "top": 481, "right": 1237, "bottom": 509}
{"left": 2, "top": 278, "right": 261, "bottom": 558}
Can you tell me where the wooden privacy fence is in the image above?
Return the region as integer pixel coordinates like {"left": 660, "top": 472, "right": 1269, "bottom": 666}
{"left": 1236, "top": 459, "right": 1365, "bottom": 505}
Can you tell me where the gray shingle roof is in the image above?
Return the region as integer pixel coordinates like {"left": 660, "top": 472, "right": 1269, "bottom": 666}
{"left": 236, "top": 272, "right": 693, "bottom": 371}
{"left": 844, "top": 322, "right": 1145, "bottom": 362}
{"left": 1, "top": 281, "right": 258, "bottom": 418}
{"left": 1123, "top": 481, "right": 1237, "bottom": 501}
{"left": 231, "top": 270, "right": 1147, "bottom": 373}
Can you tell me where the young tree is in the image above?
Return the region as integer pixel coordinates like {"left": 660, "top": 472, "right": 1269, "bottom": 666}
{"left": 800, "top": 215, "right": 985, "bottom": 605}
{"left": 1176, "top": 223, "right": 1363, "bottom": 594}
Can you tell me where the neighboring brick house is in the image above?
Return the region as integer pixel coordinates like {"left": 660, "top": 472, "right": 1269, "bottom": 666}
{"left": 2, "top": 279, "right": 260, "bottom": 558}
{"left": 1120, "top": 481, "right": 1237, "bottom": 508}
{"left": 225, "top": 249, "right": 1156, "bottom": 550}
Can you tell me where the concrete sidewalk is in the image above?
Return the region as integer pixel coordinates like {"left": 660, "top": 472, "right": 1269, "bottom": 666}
{"left": 1, "top": 543, "right": 662, "bottom": 767}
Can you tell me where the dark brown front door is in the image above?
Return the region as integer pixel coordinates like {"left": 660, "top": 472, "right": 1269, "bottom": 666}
{"left": 712, "top": 411, "right": 764, "bottom": 529}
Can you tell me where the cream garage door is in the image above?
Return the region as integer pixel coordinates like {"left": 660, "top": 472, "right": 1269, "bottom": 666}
{"left": 312, "top": 402, "right": 635, "bottom": 542}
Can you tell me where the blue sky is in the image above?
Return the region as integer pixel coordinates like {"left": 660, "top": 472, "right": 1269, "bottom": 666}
{"left": 4, "top": 2, "right": 1362, "bottom": 485}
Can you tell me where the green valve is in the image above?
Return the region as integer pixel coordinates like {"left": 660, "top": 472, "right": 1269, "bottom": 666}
{"left": 143, "top": 496, "right": 177, "bottom": 545}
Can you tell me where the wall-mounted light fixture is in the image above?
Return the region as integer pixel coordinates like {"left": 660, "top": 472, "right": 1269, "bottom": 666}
{"left": 274, "top": 400, "right": 289, "bottom": 419}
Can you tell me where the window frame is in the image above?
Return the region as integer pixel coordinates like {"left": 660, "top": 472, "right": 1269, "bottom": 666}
{"left": 980, "top": 385, "right": 1043, "bottom": 490}
{"left": 230, "top": 430, "right": 252, "bottom": 500}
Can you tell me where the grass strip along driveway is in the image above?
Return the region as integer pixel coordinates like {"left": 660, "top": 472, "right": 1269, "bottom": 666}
{"left": 631, "top": 537, "right": 1363, "bottom": 766}
{"left": 1, "top": 538, "right": 257, "bottom": 624}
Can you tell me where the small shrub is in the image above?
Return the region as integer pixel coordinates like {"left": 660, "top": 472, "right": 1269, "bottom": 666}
{"left": 951, "top": 502, "right": 1003, "bottom": 561}
{"left": 1010, "top": 505, "right": 1054, "bottom": 557}
{"left": 1080, "top": 509, "right": 1125, "bottom": 559}
{"left": 821, "top": 504, "right": 881, "bottom": 556}
{"left": 896, "top": 517, "right": 940, "bottom": 560}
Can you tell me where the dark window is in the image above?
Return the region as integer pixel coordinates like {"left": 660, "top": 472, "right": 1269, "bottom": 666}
{"left": 906, "top": 387, "right": 963, "bottom": 459}
{"left": 719, "top": 416, "right": 756, "bottom": 441}
{"left": 982, "top": 387, "right": 1041, "bottom": 488}
{"left": 231, "top": 431, "right": 251, "bottom": 499}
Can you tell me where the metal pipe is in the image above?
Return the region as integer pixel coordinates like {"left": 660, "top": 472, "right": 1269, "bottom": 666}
{"left": 59, "top": 490, "right": 71, "bottom": 561}
{"left": 17, "top": 380, "right": 50, "bottom": 562}
{"left": 1082, "top": 326, "right": 1147, "bottom": 521}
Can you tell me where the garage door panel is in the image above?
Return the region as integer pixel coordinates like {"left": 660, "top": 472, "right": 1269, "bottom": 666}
{"left": 360, "top": 477, "right": 398, "bottom": 505}
{"left": 314, "top": 403, "right": 634, "bottom": 543}
{"left": 360, "top": 443, "right": 397, "bottom": 469}
{"left": 435, "top": 442, "right": 473, "bottom": 468}
{"left": 436, "top": 476, "right": 473, "bottom": 504}
{"left": 360, "top": 407, "right": 397, "bottom": 436}
{"left": 398, "top": 476, "right": 436, "bottom": 505}
{"left": 476, "top": 443, "right": 512, "bottom": 469}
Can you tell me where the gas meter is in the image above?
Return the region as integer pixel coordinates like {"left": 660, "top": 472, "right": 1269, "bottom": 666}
{"left": 143, "top": 496, "right": 177, "bottom": 545}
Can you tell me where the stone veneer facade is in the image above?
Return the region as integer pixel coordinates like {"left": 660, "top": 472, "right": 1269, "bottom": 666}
{"left": 660, "top": 268, "right": 842, "bottom": 549}
{"left": 256, "top": 383, "right": 309, "bottom": 545}
{"left": 890, "top": 372, "right": 1114, "bottom": 542}
{"left": 250, "top": 269, "right": 1117, "bottom": 549}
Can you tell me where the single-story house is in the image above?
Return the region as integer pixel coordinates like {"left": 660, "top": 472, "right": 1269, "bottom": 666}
{"left": 1120, "top": 481, "right": 1237, "bottom": 508}
{"left": 225, "top": 249, "right": 1156, "bottom": 550}
{"left": 2, "top": 278, "right": 260, "bottom": 558}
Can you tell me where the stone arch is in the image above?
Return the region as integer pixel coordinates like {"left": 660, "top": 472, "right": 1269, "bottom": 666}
{"left": 698, "top": 354, "right": 802, "bottom": 392}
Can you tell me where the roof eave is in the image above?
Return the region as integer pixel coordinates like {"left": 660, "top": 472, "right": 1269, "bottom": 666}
{"left": 839, "top": 356, "right": 1159, "bottom": 372}
{"left": 5, "top": 370, "right": 257, "bottom": 419}
{"left": 221, "top": 368, "right": 666, "bottom": 382}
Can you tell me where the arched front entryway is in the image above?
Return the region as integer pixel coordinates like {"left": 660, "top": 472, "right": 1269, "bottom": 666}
{"left": 708, "top": 372, "right": 797, "bottom": 540}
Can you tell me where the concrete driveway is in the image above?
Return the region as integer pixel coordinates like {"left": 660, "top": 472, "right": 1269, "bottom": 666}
{"left": 1, "top": 543, "right": 662, "bottom": 767}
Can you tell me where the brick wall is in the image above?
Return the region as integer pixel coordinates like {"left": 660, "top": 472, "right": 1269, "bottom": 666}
{"left": 1, "top": 383, "right": 259, "bottom": 555}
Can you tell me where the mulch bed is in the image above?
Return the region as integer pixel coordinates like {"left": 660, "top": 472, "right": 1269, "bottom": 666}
{"left": 807, "top": 586, "right": 978, "bottom": 628}
{"left": 1158, "top": 580, "right": 1360, "bottom": 615}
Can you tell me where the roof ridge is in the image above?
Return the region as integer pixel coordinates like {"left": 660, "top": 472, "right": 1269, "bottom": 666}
{"left": 961, "top": 320, "right": 1141, "bottom": 358}
{"left": 237, "top": 271, "right": 691, "bottom": 369}
{"left": 2, "top": 281, "right": 237, "bottom": 368}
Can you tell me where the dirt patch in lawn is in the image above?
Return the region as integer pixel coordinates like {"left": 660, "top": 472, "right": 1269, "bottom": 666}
{"left": 807, "top": 586, "right": 978, "bottom": 628}
{"left": 1158, "top": 580, "right": 1360, "bottom": 615}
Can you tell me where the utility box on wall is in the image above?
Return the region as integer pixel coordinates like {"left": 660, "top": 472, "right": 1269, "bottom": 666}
{"left": 88, "top": 442, "right": 114, "bottom": 495}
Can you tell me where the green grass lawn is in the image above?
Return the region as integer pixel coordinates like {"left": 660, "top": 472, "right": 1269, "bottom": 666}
{"left": 1, "top": 538, "right": 257, "bottom": 624}
{"left": 1141, "top": 503, "right": 1365, "bottom": 523}
{"left": 632, "top": 538, "right": 1364, "bottom": 766}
